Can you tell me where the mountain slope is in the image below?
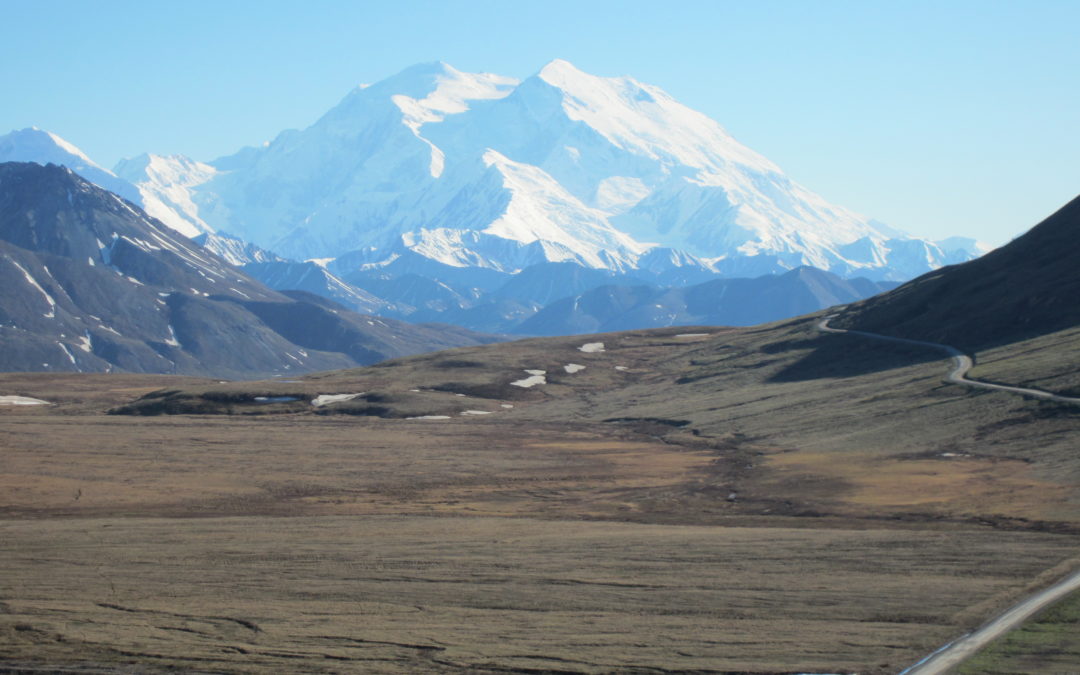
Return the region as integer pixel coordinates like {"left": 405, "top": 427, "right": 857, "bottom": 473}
{"left": 833, "top": 194, "right": 1080, "bottom": 350}
{"left": 0, "top": 128, "right": 203, "bottom": 238}
{"left": 114, "top": 153, "right": 217, "bottom": 237}
{"left": 0, "top": 162, "right": 498, "bottom": 377}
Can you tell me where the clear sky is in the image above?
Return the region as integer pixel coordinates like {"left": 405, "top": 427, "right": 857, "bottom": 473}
{"left": 2, "top": 0, "right": 1077, "bottom": 245}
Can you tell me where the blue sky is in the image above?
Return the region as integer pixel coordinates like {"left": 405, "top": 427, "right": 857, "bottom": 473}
{"left": 1, "top": 0, "right": 1077, "bottom": 245}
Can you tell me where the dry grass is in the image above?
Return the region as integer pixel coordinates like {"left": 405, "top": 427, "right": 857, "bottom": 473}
{"left": 1, "top": 516, "right": 1077, "bottom": 674}
{"left": 2, "top": 318, "right": 1079, "bottom": 672}
{"left": 761, "top": 450, "right": 1072, "bottom": 522}
{"left": 969, "top": 324, "right": 1080, "bottom": 396}
{"left": 0, "top": 412, "right": 714, "bottom": 521}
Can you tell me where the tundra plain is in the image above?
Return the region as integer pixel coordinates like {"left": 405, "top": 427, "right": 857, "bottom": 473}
{"left": 2, "top": 315, "right": 1078, "bottom": 673}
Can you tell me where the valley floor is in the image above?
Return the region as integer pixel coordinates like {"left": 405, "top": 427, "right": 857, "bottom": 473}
{"left": 1, "top": 316, "right": 1078, "bottom": 673}
{"left": 2, "top": 515, "right": 1075, "bottom": 674}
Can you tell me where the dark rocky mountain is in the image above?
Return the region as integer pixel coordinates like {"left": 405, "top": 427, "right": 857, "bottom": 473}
{"left": 0, "top": 162, "right": 499, "bottom": 377}
{"left": 515, "top": 267, "right": 898, "bottom": 336}
{"left": 834, "top": 194, "right": 1080, "bottom": 350}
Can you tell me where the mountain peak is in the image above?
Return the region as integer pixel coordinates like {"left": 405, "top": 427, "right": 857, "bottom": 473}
{"left": 537, "top": 58, "right": 586, "bottom": 81}
{"left": 0, "top": 127, "right": 144, "bottom": 205}
{"left": 1, "top": 127, "right": 102, "bottom": 171}
{"left": 391, "top": 60, "right": 460, "bottom": 82}
{"left": 113, "top": 151, "right": 153, "bottom": 174}
{"left": 535, "top": 59, "right": 622, "bottom": 98}
{"left": 328, "top": 62, "right": 518, "bottom": 126}
{"left": 406, "top": 60, "right": 457, "bottom": 74}
{"left": 372, "top": 61, "right": 510, "bottom": 100}
{"left": 535, "top": 59, "right": 648, "bottom": 98}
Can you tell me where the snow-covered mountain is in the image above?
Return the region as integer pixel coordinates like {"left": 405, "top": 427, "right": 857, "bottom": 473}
{"left": 114, "top": 60, "right": 979, "bottom": 281}
{"left": 4, "top": 61, "right": 984, "bottom": 285}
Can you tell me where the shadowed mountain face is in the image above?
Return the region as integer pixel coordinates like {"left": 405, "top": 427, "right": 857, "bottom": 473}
{"left": 833, "top": 194, "right": 1080, "bottom": 351}
{"left": 0, "top": 162, "right": 499, "bottom": 377}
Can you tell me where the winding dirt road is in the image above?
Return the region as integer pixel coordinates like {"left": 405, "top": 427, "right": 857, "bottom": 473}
{"left": 820, "top": 314, "right": 1080, "bottom": 671}
{"left": 899, "top": 568, "right": 1080, "bottom": 674}
{"left": 818, "top": 316, "right": 1080, "bottom": 405}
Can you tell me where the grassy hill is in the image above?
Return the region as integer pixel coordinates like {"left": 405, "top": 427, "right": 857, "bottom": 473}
{"left": 832, "top": 194, "right": 1080, "bottom": 351}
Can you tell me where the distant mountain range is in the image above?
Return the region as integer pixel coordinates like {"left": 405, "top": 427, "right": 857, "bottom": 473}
{"left": 0, "top": 162, "right": 497, "bottom": 377}
{"left": 190, "top": 231, "right": 896, "bottom": 334}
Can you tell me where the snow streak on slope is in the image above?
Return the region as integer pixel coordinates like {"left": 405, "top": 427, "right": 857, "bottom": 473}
{"left": 7, "top": 257, "right": 57, "bottom": 318}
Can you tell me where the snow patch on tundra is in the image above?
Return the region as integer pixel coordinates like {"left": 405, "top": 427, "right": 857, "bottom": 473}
{"left": 511, "top": 369, "right": 547, "bottom": 388}
{"left": 311, "top": 393, "right": 364, "bottom": 407}
{"left": 0, "top": 395, "right": 51, "bottom": 406}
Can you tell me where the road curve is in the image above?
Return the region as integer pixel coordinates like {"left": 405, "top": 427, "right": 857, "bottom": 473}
{"left": 817, "top": 316, "right": 1080, "bottom": 405}
{"left": 899, "top": 568, "right": 1080, "bottom": 674}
